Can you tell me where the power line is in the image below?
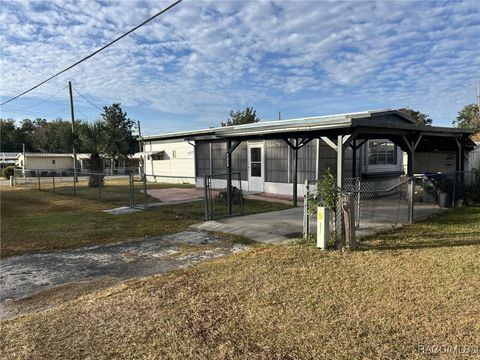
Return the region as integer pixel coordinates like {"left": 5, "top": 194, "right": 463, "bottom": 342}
{"left": 0, "top": 0, "right": 183, "bottom": 106}
{"left": 73, "top": 88, "right": 103, "bottom": 111}
{"left": 1, "top": 106, "right": 71, "bottom": 118}
{"left": 1, "top": 85, "right": 67, "bottom": 111}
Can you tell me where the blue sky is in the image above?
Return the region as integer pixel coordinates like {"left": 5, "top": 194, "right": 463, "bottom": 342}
{"left": 0, "top": 0, "right": 479, "bottom": 135}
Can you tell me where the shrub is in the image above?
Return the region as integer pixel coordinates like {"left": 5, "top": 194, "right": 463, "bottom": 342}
{"left": 2, "top": 165, "right": 15, "bottom": 180}
{"left": 216, "top": 186, "right": 243, "bottom": 204}
{"left": 464, "top": 176, "right": 480, "bottom": 205}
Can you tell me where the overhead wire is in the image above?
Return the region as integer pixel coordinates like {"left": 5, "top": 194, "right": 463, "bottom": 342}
{"left": 1, "top": 85, "right": 68, "bottom": 111}
{"left": 73, "top": 88, "right": 103, "bottom": 111}
{"left": 0, "top": 0, "right": 183, "bottom": 106}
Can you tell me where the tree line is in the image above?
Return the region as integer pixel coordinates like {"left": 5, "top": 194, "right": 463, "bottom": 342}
{"left": 0, "top": 103, "right": 138, "bottom": 156}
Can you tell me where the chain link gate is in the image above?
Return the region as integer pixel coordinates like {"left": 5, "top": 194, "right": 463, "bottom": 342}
{"left": 204, "top": 172, "right": 244, "bottom": 220}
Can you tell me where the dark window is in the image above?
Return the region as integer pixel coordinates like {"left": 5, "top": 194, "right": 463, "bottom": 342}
{"left": 52, "top": 160, "right": 55, "bottom": 164}
{"left": 251, "top": 162, "right": 261, "bottom": 177}
{"left": 151, "top": 152, "right": 164, "bottom": 160}
{"left": 250, "top": 148, "right": 261, "bottom": 177}
{"left": 368, "top": 141, "right": 397, "bottom": 165}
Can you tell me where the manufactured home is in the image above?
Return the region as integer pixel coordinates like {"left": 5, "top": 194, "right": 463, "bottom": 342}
{"left": 138, "top": 110, "right": 475, "bottom": 199}
{"left": 16, "top": 153, "right": 140, "bottom": 175}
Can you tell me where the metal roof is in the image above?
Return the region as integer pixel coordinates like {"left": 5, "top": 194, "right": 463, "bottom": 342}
{"left": 141, "top": 109, "right": 474, "bottom": 145}
{"left": 17, "top": 153, "right": 91, "bottom": 158}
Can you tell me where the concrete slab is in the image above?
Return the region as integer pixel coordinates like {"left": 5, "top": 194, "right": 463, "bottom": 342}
{"left": 192, "top": 203, "right": 447, "bottom": 243}
{"left": 192, "top": 207, "right": 305, "bottom": 244}
{"left": 103, "top": 206, "right": 141, "bottom": 215}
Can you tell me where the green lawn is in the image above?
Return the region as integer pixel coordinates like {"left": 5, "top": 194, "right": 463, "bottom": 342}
{"left": 1, "top": 206, "right": 479, "bottom": 359}
{"left": 0, "top": 186, "right": 291, "bottom": 257}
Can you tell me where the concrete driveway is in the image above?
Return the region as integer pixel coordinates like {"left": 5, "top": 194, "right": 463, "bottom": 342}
{"left": 0, "top": 231, "right": 247, "bottom": 317}
{"left": 193, "top": 207, "right": 306, "bottom": 243}
{"left": 192, "top": 203, "right": 446, "bottom": 243}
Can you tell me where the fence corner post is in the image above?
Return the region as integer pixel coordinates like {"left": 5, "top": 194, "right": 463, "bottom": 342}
{"left": 143, "top": 173, "right": 148, "bottom": 210}
{"left": 303, "top": 180, "right": 309, "bottom": 239}
{"left": 204, "top": 174, "right": 209, "bottom": 220}
{"left": 408, "top": 177, "right": 414, "bottom": 224}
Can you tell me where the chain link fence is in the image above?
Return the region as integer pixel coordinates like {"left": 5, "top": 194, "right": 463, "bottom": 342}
{"left": 304, "top": 170, "right": 479, "bottom": 241}
{"left": 129, "top": 174, "right": 197, "bottom": 209}
{"left": 204, "top": 172, "right": 244, "bottom": 220}
{"left": 413, "top": 170, "right": 479, "bottom": 208}
{"left": 12, "top": 169, "right": 199, "bottom": 209}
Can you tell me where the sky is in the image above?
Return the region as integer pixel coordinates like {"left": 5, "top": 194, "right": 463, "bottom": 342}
{"left": 0, "top": 0, "right": 479, "bottom": 135}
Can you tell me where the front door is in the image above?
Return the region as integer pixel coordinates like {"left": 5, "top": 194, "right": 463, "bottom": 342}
{"left": 248, "top": 143, "right": 264, "bottom": 192}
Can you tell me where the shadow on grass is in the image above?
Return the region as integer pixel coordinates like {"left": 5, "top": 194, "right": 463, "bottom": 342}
{"left": 359, "top": 206, "right": 480, "bottom": 251}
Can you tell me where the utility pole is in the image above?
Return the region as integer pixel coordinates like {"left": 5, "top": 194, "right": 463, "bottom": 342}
{"left": 68, "top": 81, "right": 78, "bottom": 183}
{"left": 137, "top": 120, "right": 144, "bottom": 174}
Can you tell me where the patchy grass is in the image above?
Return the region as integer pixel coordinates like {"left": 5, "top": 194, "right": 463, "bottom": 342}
{"left": 1, "top": 207, "right": 479, "bottom": 359}
{"left": 15, "top": 177, "right": 194, "bottom": 206}
{"left": 0, "top": 187, "right": 290, "bottom": 258}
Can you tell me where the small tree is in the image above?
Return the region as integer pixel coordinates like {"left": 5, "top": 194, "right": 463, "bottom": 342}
{"left": 453, "top": 103, "right": 480, "bottom": 131}
{"left": 307, "top": 168, "right": 345, "bottom": 248}
{"left": 398, "top": 108, "right": 432, "bottom": 126}
{"left": 221, "top": 107, "right": 260, "bottom": 127}
{"left": 101, "top": 104, "right": 136, "bottom": 175}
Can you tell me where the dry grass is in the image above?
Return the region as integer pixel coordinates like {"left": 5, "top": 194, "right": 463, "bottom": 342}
{"left": 0, "top": 186, "right": 289, "bottom": 257}
{"left": 1, "top": 207, "right": 479, "bottom": 359}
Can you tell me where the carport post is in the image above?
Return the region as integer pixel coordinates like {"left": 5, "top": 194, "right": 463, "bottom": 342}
{"left": 226, "top": 139, "right": 232, "bottom": 215}
{"left": 351, "top": 140, "right": 357, "bottom": 177}
{"left": 407, "top": 148, "right": 414, "bottom": 224}
{"left": 293, "top": 138, "right": 299, "bottom": 207}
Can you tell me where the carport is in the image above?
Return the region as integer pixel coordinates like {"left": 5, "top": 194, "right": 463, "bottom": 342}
{"left": 185, "top": 110, "right": 475, "bottom": 223}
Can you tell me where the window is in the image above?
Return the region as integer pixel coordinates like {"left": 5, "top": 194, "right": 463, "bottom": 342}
{"left": 149, "top": 152, "right": 165, "bottom": 161}
{"left": 172, "top": 150, "right": 176, "bottom": 158}
{"left": 52, "top": 160, "right": 56, "bottom": 165}
{"left": 250, "top": 147, "right": 261, "bottom": 177}
{"left": 368, "top": 141, "right": 397, "bottom": 165}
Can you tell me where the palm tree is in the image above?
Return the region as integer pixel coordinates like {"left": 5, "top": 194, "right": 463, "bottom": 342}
{"left": 80, "top": 121, "right": 106, "bottom": 187}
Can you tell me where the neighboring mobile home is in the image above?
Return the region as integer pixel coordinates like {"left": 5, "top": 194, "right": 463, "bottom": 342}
{"left": 16, "top": 153, "right": 140, "bottom": 175}
{"left": 138, "top": 110, "right": 475, "bottom": 197}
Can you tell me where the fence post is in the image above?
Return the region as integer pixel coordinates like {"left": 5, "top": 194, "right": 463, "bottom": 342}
{"left": 52, "top": 173, "right": 56, "bottom": 192}
{"left": 239, "top": 173, "right": 244, "bottom": 216}
{"left": 129, "top": 173, "right": 133, "bottom": 208}
{"left": 38, "top": 175, "right": 41, "bottom": 190}
{"left": 344, "top": 194, "right": 356, "bottom": 249}
{"left": 143, "top": 173, "right": 148, "bottom": 209}
{"left": 356, "top": 178, "right": 361, "bottom": 229}
{"left": 204, "top": 174, "right": 209, "bottom": 220}
{"left": 303, "top": 180, "right": 309, "bottom": 239}
{"left": 98, "top": 175, "right": 102, "bottom": 200}
{"left": 408, "top": 177, "right": 414, "bottom": 224}
{"left": 73, "top": 171, "right": 76, "bottom": 197}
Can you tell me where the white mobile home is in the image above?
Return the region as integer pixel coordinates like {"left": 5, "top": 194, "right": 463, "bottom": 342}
{"left": 140, "top": 110, "right": 475, "bottom": 199}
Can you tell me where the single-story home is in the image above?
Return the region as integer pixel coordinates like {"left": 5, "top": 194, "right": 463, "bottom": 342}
{"left": 138, "top": 110, "right": 475, "bottom": 201}
{"left": 15, "top": 153, "right": 141, "bottom": 175}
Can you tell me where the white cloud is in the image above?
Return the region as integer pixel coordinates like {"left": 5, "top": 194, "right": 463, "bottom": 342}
{"left": 0, "top": 0, "right": 478, "bottom": 131}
